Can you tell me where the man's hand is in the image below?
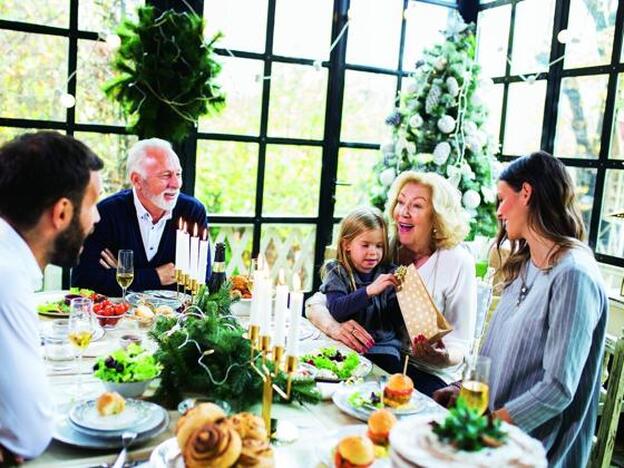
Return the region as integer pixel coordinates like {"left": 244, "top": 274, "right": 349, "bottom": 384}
{"left": 99, "top": 248, "right": 117, "bottom": 269}
{"left": 156, "top": 263, "right": 176, "bottom": 286}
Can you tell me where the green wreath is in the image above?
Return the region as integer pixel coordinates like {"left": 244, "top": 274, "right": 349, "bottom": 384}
{"left": 103, "top": 6, "right": 225, "bottom": 142}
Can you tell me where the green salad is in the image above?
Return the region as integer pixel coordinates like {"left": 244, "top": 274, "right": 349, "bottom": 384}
{"left": 300, "top": 346, "right": 361, "bottom": 380}
{"left": 37, "top": 287, "right": 96, "bottom": 315}
{"left": 93, "top": 344, "right": 161, "bottom": 383}
{"left": 347, "top": 390, "right": 383, "bottom": 410}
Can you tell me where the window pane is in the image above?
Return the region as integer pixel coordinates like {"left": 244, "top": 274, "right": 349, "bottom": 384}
{"left": 346, "top": 0, "right": 403, "bottom": 69}
{"left": 0, "top": 0, "right": 68, "bottom": 28}
{"left": 554, "top": 75, "right": 608, "bottom": 159}
{"left": 199, "top": 56, "right": 263, "bottom": 136}
{"left": 502, "top": 80, "right": 546, "bottom": 155}
{"left": 74, "top": 132, "right": 137, "bottom": 196}
{"left": 476, "top": 5, "right": 511, "bottom": 78}
{"left": 341, "top": 71, "right": 397, "bottom": 144}
{"left": 76, "top": 39, "right": 125, "bottom": 125}
{"left": 511, "top": 0, "right": 555, "bottom": 75}
{"left": 402, "top": 4, "right": 452, "bottom": 72}
{"left": 267, "top": 63, "right": 327, "bottom": 140}
{"left": 566, "top": 167, "right": 596, "bottom": 234}
{"left": 263, "top": 145, "right": 321, "bottom": 217}
{"left": 480, "top": 83, "right": 504, "bottom": 152}
{"left": 597, "top": 170, "right": 624, "bottom": 257}
{"left": 261, "top": 224, "right": 316, "bottom": 291}
{"left": 610, "top": 73, "right": 624, "bottom": 160}
{"left": 203, "top": 0, "right": 267, "bottom": 53}
{"left": 78, "top": 0, "right": 140, "bottom": 32}
{"left": 334, "top": 148, "right": 378, "bottom": 217}
{"left": 209, "top": 224, "right": 253, "bottom": 276}
{"left": 195, "top": 140, "right": 258, "bottom": 216}
{"left": 0, "top": 31, "right": 68, "bottom": 121}
{"left": 564, "top": 0, "right": 617, "bottom": 70}
{"left": 273, "top": 0, "right": 332, "bottom": 60}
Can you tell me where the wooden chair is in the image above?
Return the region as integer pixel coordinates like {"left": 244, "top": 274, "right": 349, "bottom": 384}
{"left": 589, "top": 331, "right": 624, "bottom": 468}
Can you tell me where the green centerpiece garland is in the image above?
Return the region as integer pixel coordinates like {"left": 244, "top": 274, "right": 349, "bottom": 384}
{"left": 103, "top": 6, "right": 225, "bottom": 142}
{"left": 149, "top": 284, "right": 321, "bottom": 411}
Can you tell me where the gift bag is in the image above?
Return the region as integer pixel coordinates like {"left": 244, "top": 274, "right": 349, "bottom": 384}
{"left": 395, "top": 264, "right": 452, "bottom": 344}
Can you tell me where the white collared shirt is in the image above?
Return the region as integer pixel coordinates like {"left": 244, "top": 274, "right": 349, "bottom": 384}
{"left": 0, "top": 217, "right": 53, "bottom": 458}
{"left": 132, "top": 188, "right": 172, "bottom": 261}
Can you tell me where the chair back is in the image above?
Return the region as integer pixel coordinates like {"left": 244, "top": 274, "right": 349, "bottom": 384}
{"left": 589, "top": 330, "right": 624, "bottom": 468}
{"left": 471, "top": 280, "right": 493, "bottom": 355}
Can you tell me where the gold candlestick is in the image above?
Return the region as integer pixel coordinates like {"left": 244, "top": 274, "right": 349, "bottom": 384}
{"left": 175, "top": 268, "right": 182, "bottom": 298}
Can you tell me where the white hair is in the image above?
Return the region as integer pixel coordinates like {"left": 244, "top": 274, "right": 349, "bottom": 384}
{"left": 126, "top": 138, "right": 178, "bottom": 179}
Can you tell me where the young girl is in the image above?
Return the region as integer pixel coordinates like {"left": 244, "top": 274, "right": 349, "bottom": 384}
{"left": 320, "top": 207, "right": 403, "bottom": 372}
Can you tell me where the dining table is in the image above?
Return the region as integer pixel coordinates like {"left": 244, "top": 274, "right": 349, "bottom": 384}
{"left": 28, "top": 302, "right": 446, "bottom": 468}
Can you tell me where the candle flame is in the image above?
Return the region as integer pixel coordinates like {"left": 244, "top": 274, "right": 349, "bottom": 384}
{"left": 278, "top": 269, "right": 286, "bottom": 285}
{"left": 178, "top": 218, "right": 183, "bottom": 230}
{"left": 292, "top": 273, "right": 301, "bottom": 291}
{"left": 203, "top": 229, "right": 207, "bottom": 241}
{"left": 183, "top": 221, "right": 188, "bottom": 233}
{"left": 193, "top": 223, "right": 198, "bottom": 237}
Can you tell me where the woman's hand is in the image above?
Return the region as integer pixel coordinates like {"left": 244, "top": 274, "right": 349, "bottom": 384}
{"left": 366, "top": 273, "right": 398, "bottom": 297}
{"left": 327, "top": 319, "right": 375, "bottom": 354}
{"left": 432, "top": 383, "right": 461, "bottom": 408}
{"left": 412, "top": 335, "right": 450, "bottom": 366}
{"left": 0, "top": 444, "right": 23, "bottom": 465}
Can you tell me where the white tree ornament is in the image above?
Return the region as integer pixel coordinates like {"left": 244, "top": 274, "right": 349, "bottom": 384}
{"left": 379, "top": 168, "right": 396, "bottom": 187}
{"left": 463, "top": 189, "right": 481, "bottom": 209}
{"left": 437, "top": 115, "right": 456, "bottom": 133}
{"left": 433, "top": 142, "right": 451, "bottom": 165}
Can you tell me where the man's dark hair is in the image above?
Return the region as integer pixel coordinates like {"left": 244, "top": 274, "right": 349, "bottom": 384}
{"left": 0, "top": 131, "right": 104, "bottom": 230}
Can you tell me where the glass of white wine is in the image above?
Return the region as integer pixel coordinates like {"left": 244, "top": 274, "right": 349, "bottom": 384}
{"left": 459, "top": 355, "right": 491, "bottom": 415}
{"left": 68, "top": 297, "right": 95, "bottom": 398}
{"left": 117, "top": 249, "right": 134, "bottom": 304}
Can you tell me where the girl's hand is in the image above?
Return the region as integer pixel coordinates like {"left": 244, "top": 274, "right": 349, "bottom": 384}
{"left": 366, "top": 273, "right": 398, "bottom": 297}
{"left": 327, "top": 319, "right": 375, "bottom": 354}
{"left": 412, "top": 335, "right": 450, "bottom": 366}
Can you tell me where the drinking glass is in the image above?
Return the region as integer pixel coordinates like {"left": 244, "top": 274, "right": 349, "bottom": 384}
{"left": 68, "top": 297, "right": 95, "bottom": 397}
{"left": 116, "top": 249, "right": 134, "bottom": 303}
{"left": 459, "top": 355, "right": 491, "bottom": 415}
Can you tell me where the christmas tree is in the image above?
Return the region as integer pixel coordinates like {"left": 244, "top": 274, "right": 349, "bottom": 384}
{"left": 371, "top": 13, "right": 499, "bottom": 239}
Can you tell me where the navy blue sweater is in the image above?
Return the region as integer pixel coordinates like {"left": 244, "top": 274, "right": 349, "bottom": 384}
{"left": 71, "top": 189, "right": 211, "bottom": 296}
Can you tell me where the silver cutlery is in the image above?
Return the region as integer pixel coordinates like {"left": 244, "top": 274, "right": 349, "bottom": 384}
{"left": 111, "top": 431, "right": 137, "bottom": 468}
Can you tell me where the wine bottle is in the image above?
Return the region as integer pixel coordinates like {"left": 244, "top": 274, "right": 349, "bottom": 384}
{"left": 207, "top": 242, "right": 227, "bottom": 294}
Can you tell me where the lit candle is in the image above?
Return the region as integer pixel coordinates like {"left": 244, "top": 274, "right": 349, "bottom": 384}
{"left": 182, "top": 222, "right": 190, "bottom": 274}
{"left": 197, "top": 229, "right": 209, "bottom": 284}
{"left": 273, "top": 270, "right": 288, "bottom": 347}
{"left": 287, "top": 273, "right": 303, "bottom": 356}
{"left": 175, "top": 218, "right": 184, "bottom": 270}
{"left": 260, "top": 263, "right": 272, "bottom": 337}
{"left": 190, "top": 224, "right": 199, "bottom": 280}
{"left": 249, "top": 254, "right": 264, "bottom": 327}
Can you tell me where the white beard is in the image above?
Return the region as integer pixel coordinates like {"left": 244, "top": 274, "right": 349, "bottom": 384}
{"left": 146, "top": 191, "right": 179, "bottom": 211}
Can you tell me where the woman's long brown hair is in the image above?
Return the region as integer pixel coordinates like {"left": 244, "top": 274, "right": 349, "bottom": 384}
{"left": 496, "top": 151, "right": 586, "bottom": 285}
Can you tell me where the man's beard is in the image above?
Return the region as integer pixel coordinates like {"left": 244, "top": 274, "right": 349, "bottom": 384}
{"left": 146, "top": 190, "right": 179, "bottom": 211}
{"left": 50, "top": 212, "right": 86, "bottom": 268}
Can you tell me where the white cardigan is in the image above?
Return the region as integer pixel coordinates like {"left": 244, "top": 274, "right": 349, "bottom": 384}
{"left": 408, "top": 244, "right": 477, "bottom": 384}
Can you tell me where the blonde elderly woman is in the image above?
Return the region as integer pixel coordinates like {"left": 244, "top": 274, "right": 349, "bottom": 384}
{"left": 307, "top": 171, "right": 477, "bottom": 396}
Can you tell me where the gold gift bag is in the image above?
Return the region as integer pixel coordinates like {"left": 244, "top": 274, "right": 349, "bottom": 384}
{"left": 396, "top": 264, "right": 452, "bottom": 344}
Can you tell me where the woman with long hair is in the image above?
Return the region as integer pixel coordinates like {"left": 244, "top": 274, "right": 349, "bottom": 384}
{"left": 434, "top": 151, "right": 607, "bottom": 467}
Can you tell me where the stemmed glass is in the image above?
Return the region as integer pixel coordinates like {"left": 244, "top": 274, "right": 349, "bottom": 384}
{"left": 68, "top": 297, "right": 95, "bottom": 397}
{"left": 116, "top": 249, "right": 134, "bottom": 303}
{"left": 459, "top": 355, "right": 491, "bottom": 415}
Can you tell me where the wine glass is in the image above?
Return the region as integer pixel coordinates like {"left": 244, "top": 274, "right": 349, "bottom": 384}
{"left": 459, "top": 355, "right": 491, "bottom": 415}
{"left": 68, "top": 297, "right": 95, "bottom": 397}
{"left": 117, "top": 249, "right": 134, "bottom": 303}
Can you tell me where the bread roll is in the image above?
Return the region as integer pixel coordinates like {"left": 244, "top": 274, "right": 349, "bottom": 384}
{"left": 96, "top": 392, "right": 125, "bottom": 416}
{"left": 228, "top": 412, "right": 267, "bottom": 442}
{"left": 235, "top": 438, "right": 274, "bottom": 467}
{"left": 178, "top": 419, "right": 242, "bottom": 468}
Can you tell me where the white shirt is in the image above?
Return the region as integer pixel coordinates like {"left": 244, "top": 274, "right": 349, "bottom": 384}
{"left": 0, "top": 217, "right": 53, "bottom": 458}
{"left": 133, "top": 189, "right": 172, "bottom": 261}
{"left": 409, "top": 244, "right": 477, "bottom": 384}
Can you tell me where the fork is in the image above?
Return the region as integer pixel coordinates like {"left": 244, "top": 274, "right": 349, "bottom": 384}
{"left": 111, "top": 431, "right": 138, "bottom": 468}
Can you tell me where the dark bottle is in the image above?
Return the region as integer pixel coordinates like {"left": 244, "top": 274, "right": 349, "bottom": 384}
{"left": 208, "top": 242, "right": 227, "bottom": 294}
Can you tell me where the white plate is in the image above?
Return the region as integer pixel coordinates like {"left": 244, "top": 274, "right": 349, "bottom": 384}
{"left": 69, "top": 398, "right": 153, "bottom": 432}
{"left": 35, "top": 290, "right": 70, "bottom": 317}
{"left": 126, "top": 290, "right": 189, "bottom": 310}
{"left": 315, "top": 424, "right": 390, "bottom": 468}
{"left": 149, "top": 437, "right": 184, "bottom": 468}
{"left": 299, "top": 347, "right": 373, "bottom": 382}
{"left": 332, "top": 382, "right": 443, "bottom": 422}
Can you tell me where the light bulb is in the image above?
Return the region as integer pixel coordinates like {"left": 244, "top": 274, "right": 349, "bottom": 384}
{"left": 557, "top": 29, "right": 571, "bottom": 44}
{"left": 525, "top": 75, "right": 537, "bottom": 84}
{"left": 312, "top": 60, "right": 322, "bottom": 71}
{"left": 59, "top": 93, "right": 76, "bottom": 108}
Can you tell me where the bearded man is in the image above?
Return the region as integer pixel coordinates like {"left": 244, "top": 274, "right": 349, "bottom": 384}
{"left": 72, "top": 138, "right": 210, "bottom": 296}
{"left": 0, "top": 131, "right": 103, "bottom": 461}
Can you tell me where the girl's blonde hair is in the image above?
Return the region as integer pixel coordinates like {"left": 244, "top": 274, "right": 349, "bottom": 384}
{"left": 323, "top": 206, "right": 389, "bottom": 291}
{"left": 385, "top": 171, "right": 470, "bottom": 257}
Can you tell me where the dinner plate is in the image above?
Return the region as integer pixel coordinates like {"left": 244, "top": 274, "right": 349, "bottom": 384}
{"left": 69, "top": 398, "right": 154, "bottom": 432}
{"left": 40, "top": 319, "right": 105, "bottom": 343}
{"left": 126, "top": 290, "right": 189, "bottom": 310}
{"left": 53, "top": 410, "right": 169, "bottom": 450}
{"left": 149, "top": 437, "right": 184, "bottom": 468}
{"left": 332, "top": 382, "right": 442, "bottom": 422}
{"left": 299, "top": 347, "right": 373, "bottom": 383}
{"left": 70, "top": 401, "right": 166, "bottom": 438}
{"left": 315, "top": 424, "right": 390, "bottom": 468}
{"left": 35, "top": 290, "right": 70, "bottom": 318}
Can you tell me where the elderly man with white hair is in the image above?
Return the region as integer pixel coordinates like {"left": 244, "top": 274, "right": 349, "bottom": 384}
{"left": 72, "top": 138, "right": 210, "bottom": 296}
